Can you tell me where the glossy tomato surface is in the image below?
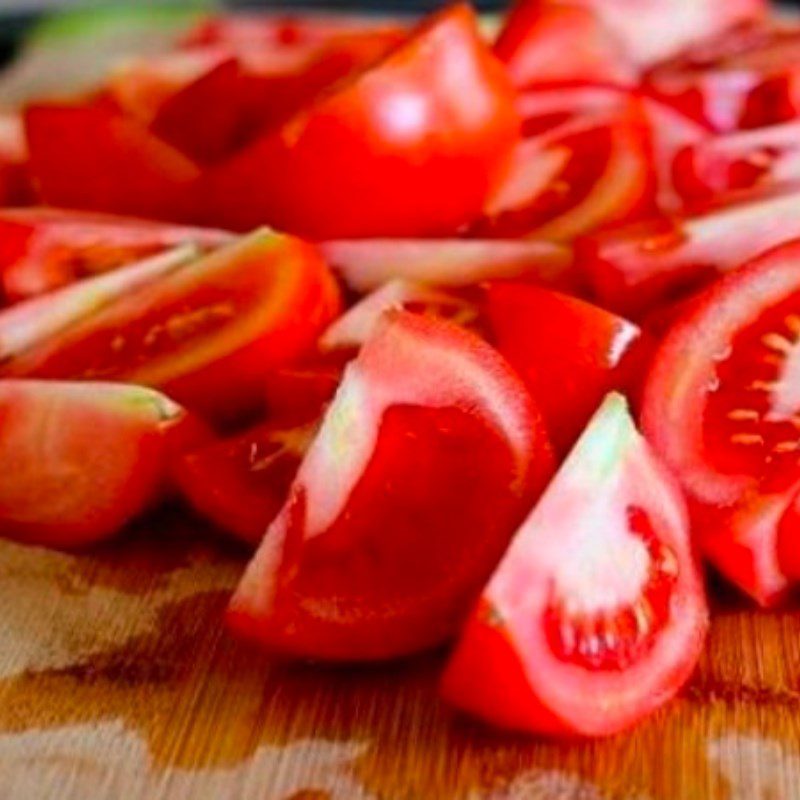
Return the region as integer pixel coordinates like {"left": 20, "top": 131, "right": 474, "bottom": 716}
{"left": 487, "top": 282, "right": 647, "bottom": 453}
{"left": 0, "top": 380, "right": 203, "bottom": 548}
{"left": 205, "top": 3, "right": 520, "bottom": 238}
{"left": 228, "top": 310, "right": 555, "bottom": 661}
{"left": 442, "top": 393, "right": 708, "bottom": 737}
{"left": 1, "top": 231, "right": 341, "bottom": 421}
{"left": 642, "top": 240, "right": 800, "bottom": 604}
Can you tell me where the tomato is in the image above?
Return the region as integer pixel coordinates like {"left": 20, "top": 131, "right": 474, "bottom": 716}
{"left": 673, "top": 120, "right": 800, "bottom": 207}
{"left": 0, "top": 111, "right": 31, "bottom": 207}
{"left": 571, "top": 0, "right": 765, "bottom": 66}
{"left": 204, "top": 3, "right": 520, "bottom": 238}
{"left": 320, "top": 238, "right": 574, "bottom": 293}
{"left": 176, "top": 417, "right": 319, "bottom": 546}
{"left": 228, "top": 310, "right": 555, "bottom": 661}
{"left": 582, "top": 187, "right": 800, "bottom": 318}
{"left": 472, "top": 100, "right": 656, "bottom": 241}
{"left": 25, "top": 104, "right": 202, "bottom": 223}
{"left": 0, "top": 208, "right": 231, "bottom": 303}
{"left": 487, "top": 282, "right": 647, "bottom": 453}
{"left": 1, "top": 231, "right": 342, "bottom": 422}
{"left": 263, "top": 353, "right": 346, "bottom": 421}
{"left": 442, "top": 393, "right": 708, "bottom": 737}
{"left": 0, "top": 380, "right": 205, "bottom": 548}
{"left": 641, "top": 240, "right": 800, "bottom": 604}
{"left": 494, "top": 3, "right": 632, "bottom": 89}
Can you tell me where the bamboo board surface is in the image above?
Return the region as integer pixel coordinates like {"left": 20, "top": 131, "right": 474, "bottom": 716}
{"left": 1, "top": 509, "right": 800, "bottom": 800}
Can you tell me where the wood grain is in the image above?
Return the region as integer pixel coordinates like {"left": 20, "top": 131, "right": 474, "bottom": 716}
{"left": 1, "top": 509, "right": 799, "bottom": 800}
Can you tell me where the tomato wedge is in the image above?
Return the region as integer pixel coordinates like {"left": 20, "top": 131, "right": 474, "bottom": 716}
{"left": 176, "top": 417, "right": 318, "bottom": 546}
{"left": 641, "top": 240, "right": 800, "bottom": 605}
{"left": 442, "top": 393, "right": 708, "bottom": 737}
{"left": 0, "top": 380, "right": 205, "bottom": 548}
{"left": 494, "top": 3, "right": 632, "bottom": 89}
{"left": 228, "top": 310, "right": 555, "bottom": 661}
{"left": 0, "top": 208, "right": 231, "bottom": 303}
{"left": 582, "top": 187, "right": 800, "bottom": 318}
{"left": 25, "top": 104, "right": 202, "bottom": 223}
{"left": 0, "top": 231, "right": 342, "bottom": 421}
{"left": 487, "top": 283, "right": 647, "bottom": 453}
{"left": 205, "top": 3, "right": 520, "bottom": 238}
{"left": 321, "top": 238, "right": 573, "bottom": 293}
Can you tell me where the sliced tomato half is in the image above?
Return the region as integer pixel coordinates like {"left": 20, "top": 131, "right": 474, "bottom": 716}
{"left": 228, "top": 310, "right": 555, "bottom": 661}
{"left": 25, "top": 104, "right": 202, "bottom": 223}
{"left": 487, "top": 282, "right": 648, "bottom": 453}
{"left": 0, "top": 208, "right": 231, "bottom": 303}
{"left": 442, "top": 393, "right": 708, "bottom": 737}
{"left": 582, "top": 187, "right": 800, "bottom": 318}
{"left": 0, "top": 380, "right": 205, "bottom": 548}
{"left": 205, "top": 3, "right": 520, "bottom": 238}
{"left": 641, "top": 240, "right": 800, "bottom": 604}
{"left": 1, "top": 231, "right": 342, "bottom": 422}
{"left": 494, "top": 3, "right": 632, "bottom": 89}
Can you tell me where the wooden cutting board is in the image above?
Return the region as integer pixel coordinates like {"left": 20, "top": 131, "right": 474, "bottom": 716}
{"left": 1, "top": 509, "right": 799, "bottom": 800}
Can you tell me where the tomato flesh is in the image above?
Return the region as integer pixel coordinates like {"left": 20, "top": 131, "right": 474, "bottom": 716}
{"left": 228, "top": 310, "right": 554, "bottom": 661}
{"left": 442, "top": 394, "right": 708, "bottom": 737}
{"left": 1, "top": 231, "right": 342, "bottom": 422}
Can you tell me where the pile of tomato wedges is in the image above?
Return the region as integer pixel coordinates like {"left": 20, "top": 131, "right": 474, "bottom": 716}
{"left": 6, "top": 0, "right": 800, "bottom": 737}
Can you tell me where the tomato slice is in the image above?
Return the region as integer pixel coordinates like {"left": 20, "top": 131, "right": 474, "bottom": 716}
{"left": 1, "top": 231, "right": 342, "bottom": 422}
{"left": 0, "top": 380, "right": 204, "bottom": 548}
{"left": 494, "top": 3, "right": 633, "bottom": 89}
{"left": 320, "top": 238, "right": 574, "bottom": 293}
{"left": 204, "top": 3, "right": 520, "bottom": 238}
{"left": 487, "top": 282, "right": 647, "bottom": 454}
{"left": 441, "top": 393, "right": 708, "bottom": 737}
{"left": 641, "top": 240, "right": 800, "bottom": 604}
{"left": 176, "top": 417, "right": 319, "bottom": 546}
{"left": 582, "top": 187, "right": 800, "bottom": 318}
{"left": 0, "top": 208, "right": 231, "bottom": 303}
{"left": 673, "top": 119, "right": 800, "bottom": 206}
{"left": 25, "top": 104, "right": 202, "bottom": 223}
{"left": 473, "top": 101, "right": 656, "bottom": 241}
{"left": 228, "top": 310, "right": 555, "bottom": 661}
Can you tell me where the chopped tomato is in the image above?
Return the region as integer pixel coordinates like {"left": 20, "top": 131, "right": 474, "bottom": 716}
{"left": 25, "top": 104, "right": 202, "bottom": 223}
{"left": 263, "top": 352, "right": 346, "bottom": 420}
{"left": 0, "top": 380, "right": 205, "bottom": 548}
{"left": 582, "top": 187, "right": 800, "bottom": 318}
{"left": 487, "top": 283, "right": 648, "bottom": 453}
{"left": 641, "top": 240, "right": 800, "bottom": 604}
{"left": 204, "top": 3, "right": 520, "bottom": 238}
{"left": 442, "top": 393, "right": 708, "bottom": 737}
{"left": 494, "top": 3, "right": 633, "bottom": 89}
{"left": 321, "top": 238, "right": 574, "bottom": 293}
{"left": 0, "top": 208, "right": 231, "bottom": 303}
{"left": 228, "top": 310, "right": 555, "bottom": 661}
{"left": 0, "top": 231, "right": 342, "bottom": 422}
{"left": 176, "top": 417, "right": 319, "bottom": 546}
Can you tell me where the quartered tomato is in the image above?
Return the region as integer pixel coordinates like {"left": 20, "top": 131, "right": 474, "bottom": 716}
{"left": 642, "top": 241, "right": 800, "bottom": 605}
{"left": 582, "top": 187, "right": 800, "bottom": 318}
{"left": 673, "top": 119, "right": 800, "bottom": 206}
{"left": 487, "top": 282, "right": 648, "bottom": 453}
{"left": 442, "top": 393, "right": 709, "bottom": 737}
{"left": 472, "top": 100, "right": 656, "bottom": 242}
{"left": 25, "top": 104, "right": 202, "bottom": 223}
{"left": 0, "top": 231, "right": 341, "bottom": 421}
{"left": 0, "top": 380, "right": 205, "bottom": 548}
{"left": 176, "top": 417, "right": 319, "bottom": 546}
{"left": 0, "top": 208, "right": 231, "bottom": 303}
{"left": 494, "top": 2, "right": 632, "bottom": 89}
{"left": 320, "top": 238, "right": 574, "bottom": 293}
{"left": 228, "top": 310, "right": 555, "bottom": 661}
{"left": 205, "top": 3, "right": 520, "bottom": 238}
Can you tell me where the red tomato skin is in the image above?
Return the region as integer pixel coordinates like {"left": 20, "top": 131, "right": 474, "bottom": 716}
{"left": 487, "top": 282, "right": 648, "bottom": 453}
{"left": 204, "top": 3, "right": 521, "bottom": 238}
{"left": 25, "top": 104, "right": 201, "bottom": 223}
